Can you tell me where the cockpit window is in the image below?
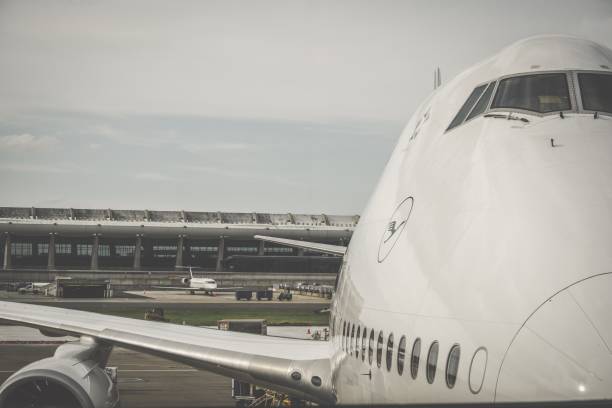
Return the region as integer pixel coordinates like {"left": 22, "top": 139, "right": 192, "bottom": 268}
{"left": 447, "top": 84, "right": 487, "bottom": 131}
{"left": 466, "top": 82, "right": 495, "bottom": 121}
{"left": 491, "top": 73, "right": 571, "bottom": 113}
{"left": 578, "top": 73, "right": 612, "bottom": 114}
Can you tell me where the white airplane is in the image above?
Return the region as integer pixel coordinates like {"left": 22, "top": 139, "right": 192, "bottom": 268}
{"left": 151, "top": 266, "right": 237, "bottom": 295}
{"left": 1, "top": 35, "right": 611, "bottom": 407}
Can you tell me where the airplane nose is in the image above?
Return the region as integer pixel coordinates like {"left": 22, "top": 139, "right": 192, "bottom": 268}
{"left": 496, "top": 273, "right": 612, "bottom": 401}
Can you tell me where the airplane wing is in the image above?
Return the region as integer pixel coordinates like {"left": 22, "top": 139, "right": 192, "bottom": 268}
{"left": 212, "top": 287, "right": 245, "bottom": 291}
{"left": 151, "top": 286, "right": 197, "bottom": 290}
{"left": 0, "top": 300, "right": 335, "bottom": 404}
{"left": 254, "top": 235, "right": 346, "bottom": 256}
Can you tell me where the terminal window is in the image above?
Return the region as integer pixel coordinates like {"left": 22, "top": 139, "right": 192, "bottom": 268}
{"left": 227, "top": 247, "right": 258, "bottom": 253}
{"left": 77, "top": 244, "right": 92, "bottom": 256}
{"left": 190, "top": 246, "right": 218, "bottom": 253}
{"left": 264, "top": 247, "right": 293, "bottom": 254}
{"left": 99, "top": 245, "right": 111, "bottom": 257}
{"left": 11, "top": 242, "right": 32, "bottom": 257}
{"left": 55, "top": 243, "right": 72, "bottom": 255}
{"left": 153, "top": 245, "right": 177, "bottom": 258}
{"left": 37, "top": 243, "right": 49, "bottom": 255}
{"left": 115, "top": 245, "right": 135, "bottom": 257}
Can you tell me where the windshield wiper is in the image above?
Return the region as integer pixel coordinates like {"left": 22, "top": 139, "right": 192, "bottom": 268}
{"left": 484, "top": 113, "right": 530, "bottom": 123}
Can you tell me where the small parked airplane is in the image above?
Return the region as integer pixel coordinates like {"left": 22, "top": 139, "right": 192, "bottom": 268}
{"left": 152, "top": 266, "right": 241, "bottom": 295}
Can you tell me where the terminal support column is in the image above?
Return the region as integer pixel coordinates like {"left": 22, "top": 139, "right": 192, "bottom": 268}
{"left": 2, "top": 233, "right": 11, "bottom": 270}
{"left": 47, "top": 233, "right": 57, "bottom": 270}
{"left": 175, "top": 235, "right": 185, "bottom": 269}
{"left": 216, "top": 237, "right": 225, "bottom": 272}
{"left": 91, "top": 234, "right": 100, "bottom": 270}
{"left": 133, "top": 234, "right": 142, "bottom": 269}
{"left": 258, "top": 240, "right": 265, "bottom": 256}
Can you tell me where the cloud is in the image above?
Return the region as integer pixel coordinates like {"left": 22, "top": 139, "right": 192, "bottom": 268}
{"left": 182, "top": 164, "right": 298, "bottom": 187}
{"left": 0, "top": 163, "right": 71, "bottom": 174}
{"left": 133, "top": 172, "right": 176, "bottom": 182}
{"left": 0, "top": 133, "right": 59, "bottom": 151}
{"left": 179, "top": 142, "right": 252, "bottom": 153}
{"left": 88, "top": 124, "right": 177, "bottom": 148}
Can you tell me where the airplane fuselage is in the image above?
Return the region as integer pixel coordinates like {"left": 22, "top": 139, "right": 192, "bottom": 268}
{"left": 187, "top": 277, "right": 218, "bottom": 291}
{"left": 330, "top": 36, "right": 612, "bottom": 404}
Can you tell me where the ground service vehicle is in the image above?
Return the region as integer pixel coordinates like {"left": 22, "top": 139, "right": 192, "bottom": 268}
{"left": 234, "top": 290, "right": 253, "bottom": 301}
{"left": 256, "top": 290, "right": 273, "bottom": 301}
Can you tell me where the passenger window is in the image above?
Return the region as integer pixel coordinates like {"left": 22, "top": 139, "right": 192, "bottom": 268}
{"left": 446, "top": 344, "right": 461, "bottom": 389}
{"left": 397, "top": 335, "right": 406, "bottom": 375}
{"left": 466, "top": 82, "right": 496, "bottom": 121}
{"left": 578, "top": 73, "right": 612, "bottom": 114}
{"left": 346, "top": 323, "right": 352, "bottom": 352}
{"left": 361, "top": 327, "right": 368, "bottom": 362}
{"left": 368, "top": 329, "right": 375, "bottom": 365}
{"left": 491, "top": 73, "right": 571, "bottom": 113}
{"left": 350, "top": 324, "right": 355, "bottom": 355}
{"left": 355, "top": 326, "right": 361, "bottom": 359}
{"left": 426, "top": 341, "right": 439, "bottom": 384}
{"left": 376, "top": 331, "right": 384, "bottom": 368}
{"left": 447, "top": 84, "right": 487, "bottom": 130}
{"left": 411, "top": 338, "right": 421, "bottom": 379}
{"left": 386, "top": 333, "right": 394, "bottom": 372}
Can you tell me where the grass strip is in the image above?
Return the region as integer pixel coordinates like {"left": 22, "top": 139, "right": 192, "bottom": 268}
{"left": 92, "top": 308, "right": 329, "bottom": 327}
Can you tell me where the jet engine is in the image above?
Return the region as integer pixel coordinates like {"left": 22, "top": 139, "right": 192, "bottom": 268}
{"left": 0, "top": 337, "right": 119, "bottom": 408}
{"left": 181, "top": 277, "right": 191, "bottom": 285}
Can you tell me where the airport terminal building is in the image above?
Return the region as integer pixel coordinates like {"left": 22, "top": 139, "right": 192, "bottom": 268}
{"left": 0, "top": 207, "right": 356, "bottom": 287}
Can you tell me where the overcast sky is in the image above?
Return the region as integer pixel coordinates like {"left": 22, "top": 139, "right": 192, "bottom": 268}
{"left": 1, "top": 0, "right": 611, "bottom": 214}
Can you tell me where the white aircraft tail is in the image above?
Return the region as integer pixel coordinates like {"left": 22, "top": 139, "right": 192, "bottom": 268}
{"left": 434, "top": 66, "right": 442, "bottom": 89}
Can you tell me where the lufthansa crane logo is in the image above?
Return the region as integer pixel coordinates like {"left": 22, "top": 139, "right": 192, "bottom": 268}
{"left": 377, "top": 196, "right": 414, "bottom": 263}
